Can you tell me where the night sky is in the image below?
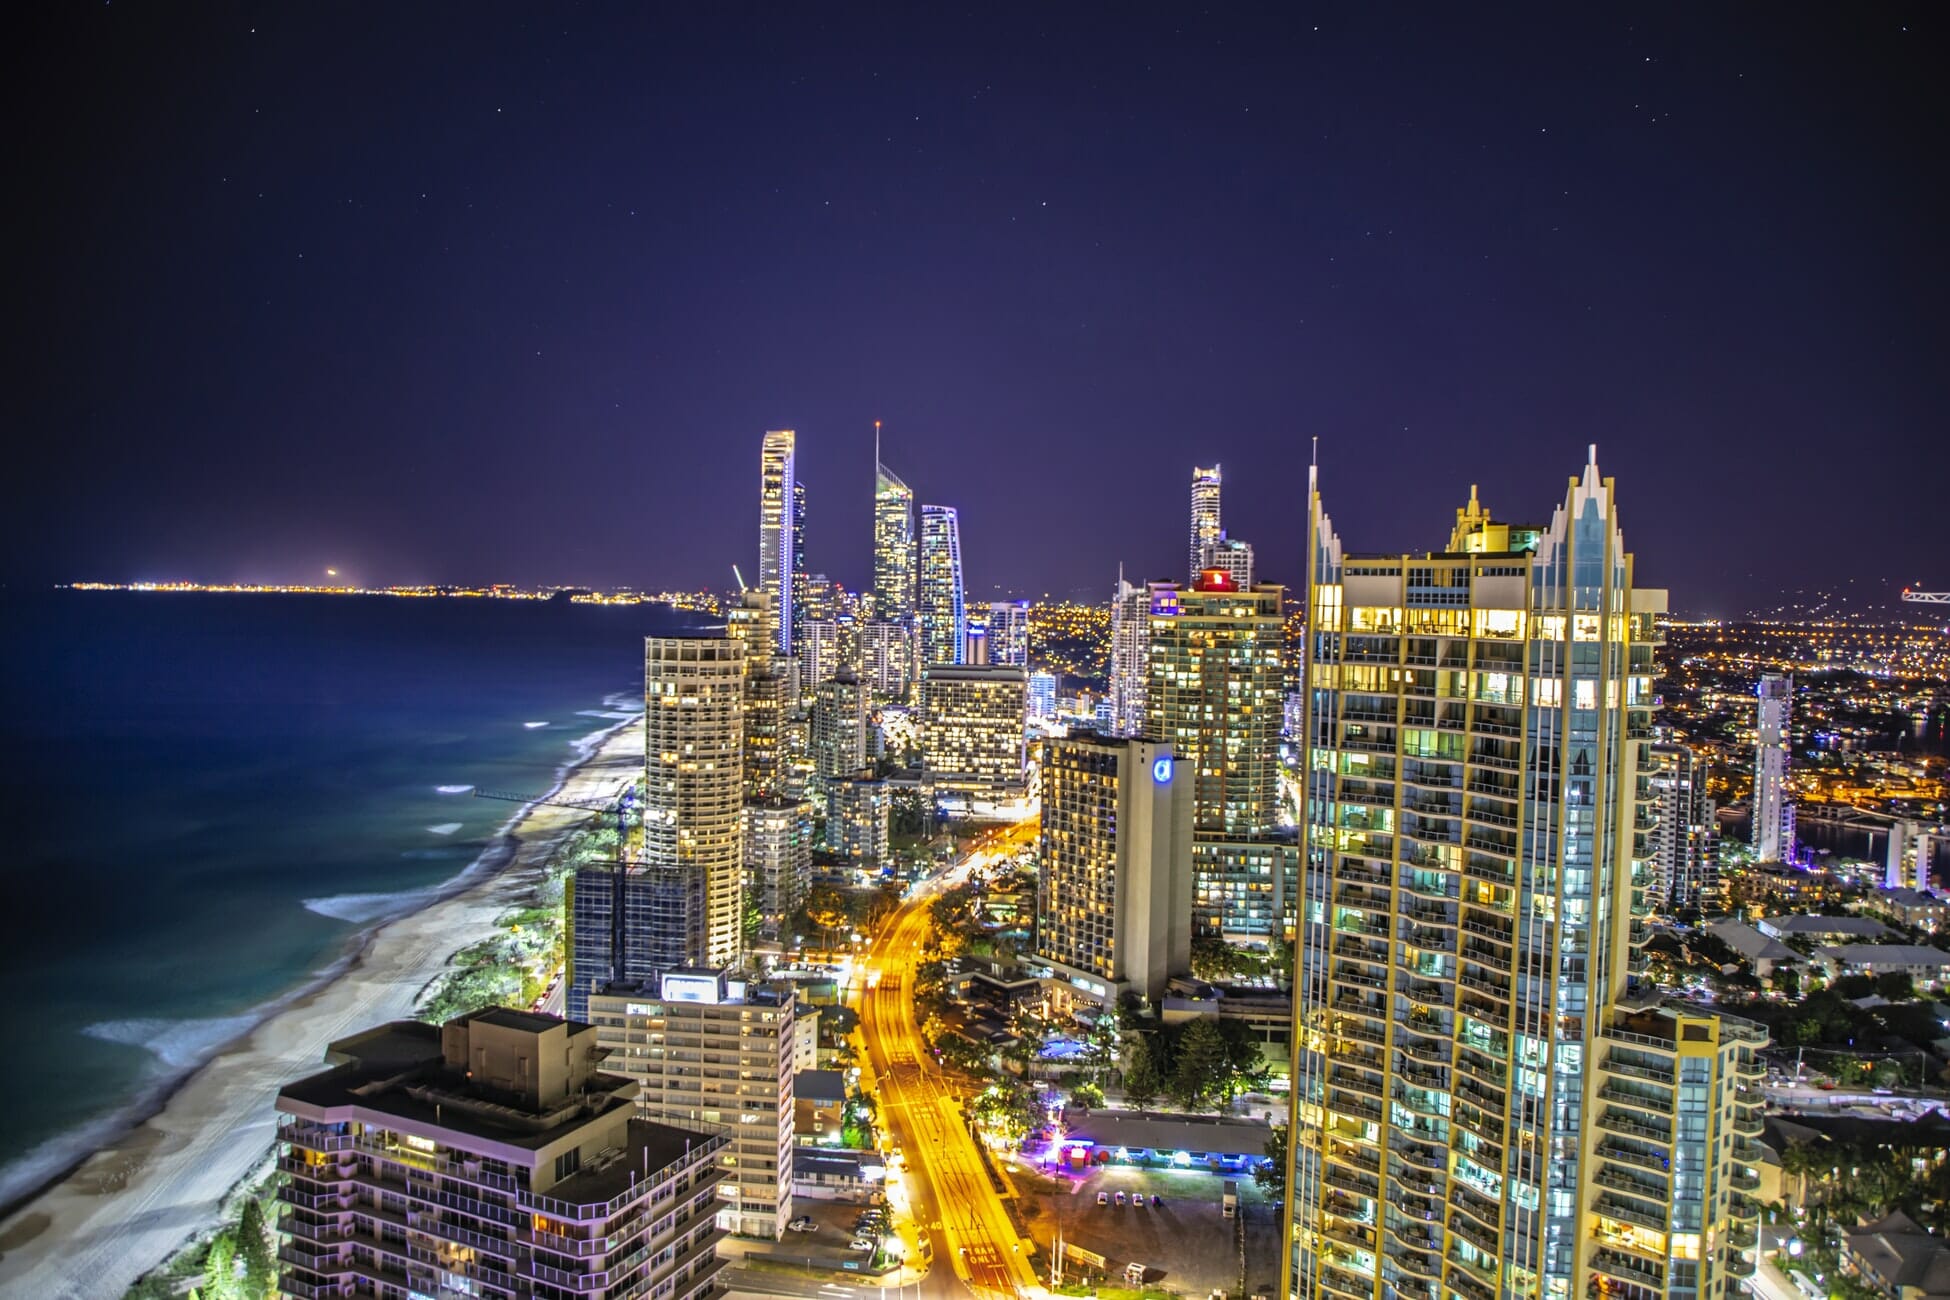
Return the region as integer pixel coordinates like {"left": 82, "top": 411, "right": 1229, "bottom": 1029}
{"left": 11, "top": 5, "right": 1946, "bottom": 615}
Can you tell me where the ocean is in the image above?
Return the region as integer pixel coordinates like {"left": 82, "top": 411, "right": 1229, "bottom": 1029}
{"left": 0, "top": 590, "right": 703, "bottom": 1210}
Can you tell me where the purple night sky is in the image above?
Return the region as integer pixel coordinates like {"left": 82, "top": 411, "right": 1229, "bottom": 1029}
{"left": 10, "top": 5, "right": 1946, "bottom": 613}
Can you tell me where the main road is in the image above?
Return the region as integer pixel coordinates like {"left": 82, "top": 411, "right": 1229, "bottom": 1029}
{"left": 856, "top": 821, "right": 1042, "bottom": 1300}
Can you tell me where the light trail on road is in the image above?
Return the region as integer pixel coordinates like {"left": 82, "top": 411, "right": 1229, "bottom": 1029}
{"left": 855, "top": 822, "right": 1043, "bottom": 1300}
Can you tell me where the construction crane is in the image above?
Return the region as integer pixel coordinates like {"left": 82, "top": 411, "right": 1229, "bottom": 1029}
{"left": 1901, "top": 588, "right": 1949, "bottom": 605}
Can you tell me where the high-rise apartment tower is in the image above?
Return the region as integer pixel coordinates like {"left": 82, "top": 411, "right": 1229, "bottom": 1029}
{"left": 919, "top": 504, "right": 965, "bottom": 667}
{"left": 1284, "top": 453, "right": 1767, "bottom": 1300}
{"left": 1189, "top": 463, "right": 1223, "bottom": 584}
{"left": 1752, "top": 674, "right": 1793, "bottom": 863}
{"left": 645, "top": 635, "right": 746, "bottom": 968}
{"left": 759, "top": 430, "right": 796, "bottom": 657}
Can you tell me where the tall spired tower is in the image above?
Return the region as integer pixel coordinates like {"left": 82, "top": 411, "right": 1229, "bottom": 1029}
{"left": 1284, "top": 450, "right": 1767, "bottom": 1300}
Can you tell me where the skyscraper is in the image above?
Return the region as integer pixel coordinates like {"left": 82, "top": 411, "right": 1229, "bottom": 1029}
{"left": 744, "top": 796, "right": 813, "bottom": 940}
{"left": 919, "top": 503, "right": 965, "bottom": 666}
{"left": 872, "top": 446, "right": 916, "bottom": 623}
{"left": 1189, "top": 463, "right": 1223, "bottom": 583}
{"left": 1199, "top": 532, "right": 1255, "bottom": 588}
{"left": 1285, "top": 451, "right": 1766, "bottom": 1300}
{"left": 742, "top": 656, "right": 788, "bottom": 801}
{"left": 987, "top": 599, "right": 1031, "bottom": 666}
{"left": 1108, "top": 571, "right": 1150, "bottom": 737}
{"left": 1146, "top": 572, "right": 1292, "bottom": 939}
{"left": 759, "top": 429, "right": 796, "bottom": 657}
{"left": 1027, "top": 669, "right": 1058, "bottom": 721}
{"left": 1647, "top": 741, "right": 1715, "bottom": 914}
{"left": 791, "top": 478, "right": 808, "bottom": 651}
{"left": 1034, "top": 733, "right": 1194, "bottom": 1004}
{"left": 645, "top": 634, "right": 746, "bottom": 968}
{"left": 1752, "top": 674, "right": 1793, "bottom": 863}
{"left": 920, "top": 664, "right": 1028, "bottom": 797}
{"left": 566, "top": 861, "right": 702, "bottom": 1022}
{"left": 811, "top": 667, "right": 870, "bottom": 782}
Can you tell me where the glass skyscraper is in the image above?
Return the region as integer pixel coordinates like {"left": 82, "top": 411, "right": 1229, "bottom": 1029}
{"left": 919, "top": 502, "right": 965, "bottom": 667}
{"left": 759, "top": 430, "right": 796, "bottom": 656}
{"left": 1284, "top": 452, "right": 1765, "bottom": 1300}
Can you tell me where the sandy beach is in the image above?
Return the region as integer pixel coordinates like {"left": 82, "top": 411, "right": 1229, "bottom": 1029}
{"left": 0, "top": 717, "right": 645, "bottom": 1300}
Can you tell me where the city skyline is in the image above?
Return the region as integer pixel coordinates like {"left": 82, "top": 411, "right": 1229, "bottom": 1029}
{"left": 12, "top": 7, "right": 1949, "bottom": 612}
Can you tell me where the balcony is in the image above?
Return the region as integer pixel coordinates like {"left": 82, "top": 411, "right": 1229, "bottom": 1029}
{"left": 1733, "top": 1111, "right": 1764, "bottom": 1137}
{"left": 1594, "top": 1112, "right": 1671, "bottom": 1146}
{"left": 1730, "top": 1169, "right": 1760, "bottom": 1194}
{"left": 1730, "top": 1194, "right": 1762, "bottom": 1223}
{"left": 1725, "top": 1248, "right": 1757, "bottom": 1279}
{"left": 1729, "top": 1223, "right": 1759, "bottom": 1250}
{"left": 1593, "top": 1195, "right": 1666, "bottom": 1232}
{"left": 1446, "top": 1259, "right": 1498, "bottom": 1300}
{"left": 1596, "top": 1084, "right": 1673, "bottom": 1117}
{"left": 1593, "top": 1170, "right": 1668, "bottom": 1204}
{"left": 1591, "top": 1249, "right": 1665, "bottom": 1289}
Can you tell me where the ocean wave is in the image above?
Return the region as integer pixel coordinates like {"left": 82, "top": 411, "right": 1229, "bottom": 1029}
{"left": 400, "top": 847, "right": 465, "bottom": 860}
{"left": 523, "top": 720, "right": 550, "bottom": 729}
{"left": 302, "top": 886, "right": 446, "bottom": 925}
{"left": 82, "top": 1015, "right": 259, "bottom": 1073}
{"left": 575, "top": 709, "right": 639, "bottom": 721}
{"left": 435, "top": 783, "right": 474, "bottom": 795}
{"left": 427, "top": 822, "right": 462, "bottom": 836}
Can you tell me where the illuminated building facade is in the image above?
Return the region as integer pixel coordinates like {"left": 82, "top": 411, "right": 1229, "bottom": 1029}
{"left": 1146, "top": 572, "right": 1288, "bottom": 938}
{"left": 832, "top": 771, "right": 891, "bottom": 862}
{"left": 919, "top": 503, "right": 965, "bottom": 667}
{"left": 743, "top": 797, "right": 813, "bottom": 939}
{"left": 1034, "top": 733, "right": 1193, "bottom": 1003}
{"left": 759, "top": 430, "right": 796, "bottom": 656}
{"left": 1200, "top": 532, "right": 1256, "bottom": 588}
{"left": 590, "top": 971, "right": 796, "bottom": 1241}
{"left": 810, "top": 668, "right": 869, "bottom": 781}
{"left": 276, "top": 1009, "right": 729, "bottom": 1300}
{"left": 872, "top": 458, "right": 916, "bottom": 624}
{"left": 742, "top": 657, "right": 787, "bottom": 801}
{"left": 988, "top": 599, "right": 1030, "bottom": 666}
{"left": 1028, "top": 669, "right": 1058, "bottom": 721}
{"left": 921, "top": 664, "right": 1028, "bottom": 796}
{"left": 1108, "top": 572, "right": 1151, "bottom": 737}
{"left": 1752, "top": 674, "right": 1793, "bottom": 863}
{"left": 860, "top": 621, "right": 914, "bottom": 700}
{"left": 1647, "top": 742, "right": 1715, "bottom": 914}
{"left": 566, "top": 862, "right": 701, "bottom": 1022}
{"left": 1284, "top": 454, "right": 1766, "bottom": 1300}
{"left": 791, "top": 478, "right": 808, "bottom": 651}
{"left": 1190, "top": 463, "right": 1223, "bottom": 584}
{"left": 645, "top": 635, "right": 746, "bottom": 968}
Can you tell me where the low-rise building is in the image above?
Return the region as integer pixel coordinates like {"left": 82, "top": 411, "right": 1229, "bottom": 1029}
{"left": 1862, "top": 887, "right": 1949, "bottom": 932}
{"left": 1758, "top": 914, "right": 1896, "bottom": 944}
{"left": 1815, "top": 944, "right": 1950, "bottom": 989}
{"left": 275, "top": 1009, "right": 727, "bottom": 1300}
{"left": 794, "top": 1068, "right": 848, "bottom": 1145}
{"left": 1705, "top": 919, "right": 1797, "bottom": 977}
{"left": 1842, "top": 1210, "right": 1950, "bottom": 1300}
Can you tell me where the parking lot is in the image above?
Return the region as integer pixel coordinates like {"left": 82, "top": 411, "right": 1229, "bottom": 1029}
{"left": 1011, "top": 1164, "right": 1283, "bottom": 1298}
{"left": 739, "top": 1198, "right": 894, "bottom": 1273}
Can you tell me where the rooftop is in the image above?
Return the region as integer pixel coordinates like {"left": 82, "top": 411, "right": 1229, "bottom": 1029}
{"left": 1764, "top": 914, "right": 1895, "bottom": 939}
{"left": 1705, "top": 919, "right": 1796, "bottom": 963}
{"left": 280, "top": 1018, "right": 637, "bottom": 1154}
{"left": 797, "top": 1069, "right": 847, "bottom": 1103}
{"left": 1820, "top": 944, "right": 1950, "bottom": 966}
{"left": 1845, "top": 1211, "right": 1950, "bottom": 1299}
{"left": 1061, "top": 1109, "right": 1272, "bottom": 1157}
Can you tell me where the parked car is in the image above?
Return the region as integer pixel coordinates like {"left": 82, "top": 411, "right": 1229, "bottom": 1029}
{"left": 849, "top": 1239, "right": 876, "bottom": 1253}
{"left": 1151, "top": 1195, "right": 1161, "bottom": 1207}
{"left": 1114, "top": 1191, "right": 1126, "bottom": 1205}
{"left": 1096, "top": 1191, "right": 1109, "bottom": 1206}
{"left": 788, "top": 1217, "right": 819, "bottom": 1233}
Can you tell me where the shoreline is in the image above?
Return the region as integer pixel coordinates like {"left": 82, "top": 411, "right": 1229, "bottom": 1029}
{"left": 0, "top": 713, "right": 645, "bottom": 1300}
